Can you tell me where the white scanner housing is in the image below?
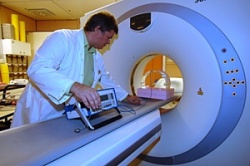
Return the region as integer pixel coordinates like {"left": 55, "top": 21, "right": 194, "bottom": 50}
{"left": 81, "top": 0, "right": 250, "bottom": 165}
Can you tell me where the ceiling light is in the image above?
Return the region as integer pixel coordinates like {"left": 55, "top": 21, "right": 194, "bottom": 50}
{"left": 26, "top": 8, "right": 55, "bottom": 16}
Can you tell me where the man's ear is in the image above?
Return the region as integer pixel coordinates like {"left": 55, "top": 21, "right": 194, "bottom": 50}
{"left": 94, "top": 26, "right": 101, "bottom": 34}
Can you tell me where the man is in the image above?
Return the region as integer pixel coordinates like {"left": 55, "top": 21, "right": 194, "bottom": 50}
{"left": 11, "top": 11, "right": 141, "bottom": 128}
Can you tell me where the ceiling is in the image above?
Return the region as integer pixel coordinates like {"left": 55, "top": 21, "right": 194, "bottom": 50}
{"left": 0, "top": 0, "right": 119, "bottom": 20}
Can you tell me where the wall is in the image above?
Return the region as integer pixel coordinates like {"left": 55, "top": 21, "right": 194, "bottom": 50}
{"left": 0, "top": 6, "right": 36, "bottom": 32}
{"left": 36, "top": 20, "right": 79, "bottom": 31}
{"left": 0, "top": 6, "right": 79, "bottom": 33}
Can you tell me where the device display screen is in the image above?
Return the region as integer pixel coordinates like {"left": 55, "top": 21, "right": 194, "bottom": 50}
{"left": 100, "top": 93, "right": 114, "bottom": 101}
{"left": 100, "top": 94, "right": 108, "bottom": 101}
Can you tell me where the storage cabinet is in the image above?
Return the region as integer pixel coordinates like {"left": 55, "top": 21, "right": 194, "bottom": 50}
{"left": 0, "top": 39, "right": 31, "bottom": 80}
{"left": 6, "top": 55, "right": 29, "bottom": 80}
{"left": 1, "top": 39, "right": 31, "bottom": 56}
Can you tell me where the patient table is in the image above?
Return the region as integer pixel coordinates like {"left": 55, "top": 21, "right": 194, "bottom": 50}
{"left": 0, "top": 97, "right": 177, "bottom": 165}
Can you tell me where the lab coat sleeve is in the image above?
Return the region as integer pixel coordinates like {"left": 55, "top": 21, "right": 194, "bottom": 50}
{"left": 94, "top": 52, "right": 128, "bottom": 101}
{"left": 27, "top": 31, "right": 77, "bottom": 104}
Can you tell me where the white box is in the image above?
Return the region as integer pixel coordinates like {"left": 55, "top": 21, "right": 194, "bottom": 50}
{"left": 1, "top": 24, "right": 15, "bottom": 39}
{"left": 1, "top": 39, "right": 31, "bottom": 56}
{"left": 137, "top": 88, "right": 175, "bottom": 100}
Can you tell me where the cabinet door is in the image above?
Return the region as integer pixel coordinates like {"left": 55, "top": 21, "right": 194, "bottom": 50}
{"left": 143, "top": 55, "right": 163, "bottom": 87}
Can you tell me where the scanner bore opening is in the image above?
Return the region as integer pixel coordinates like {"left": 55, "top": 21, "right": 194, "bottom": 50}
{"left": 131, "top": 54, "right": 183, "bottom": 112}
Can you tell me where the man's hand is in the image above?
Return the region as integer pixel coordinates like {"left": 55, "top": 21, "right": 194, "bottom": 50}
{"left": 125, "top": 94, "right": 141, "bottom": 105}
{"left": 70, "top": 82, "right": 101, "bottom": 109}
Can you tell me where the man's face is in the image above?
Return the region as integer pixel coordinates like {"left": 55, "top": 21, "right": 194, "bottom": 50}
{"left": 93, "top": 27, "right": 115, "bottom": 49}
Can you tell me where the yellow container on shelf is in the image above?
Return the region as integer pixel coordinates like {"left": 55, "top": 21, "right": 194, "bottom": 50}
{"left": 0, "top": 63, "right": 10, "bottom": 84}
{"left": 11, "top": 14, "right": 19, "bottom": 41}
{"left": 19, "top": 21, "right": 26, "bottom": 42}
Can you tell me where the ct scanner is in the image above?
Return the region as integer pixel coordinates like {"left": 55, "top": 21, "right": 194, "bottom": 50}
{"left": 81, "top": 0, "right": 250, "bottom": 165}
{"left": 0, "top": 0, "right": 249, "bottom": 165}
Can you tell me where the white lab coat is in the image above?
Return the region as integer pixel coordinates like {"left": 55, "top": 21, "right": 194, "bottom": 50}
{"left": 11, "top": 29, "right": 128, "bottom": 128}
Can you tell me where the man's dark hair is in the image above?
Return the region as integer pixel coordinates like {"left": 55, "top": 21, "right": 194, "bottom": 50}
{"left": 84, "top": 11, "right": 118, "bottom": 34}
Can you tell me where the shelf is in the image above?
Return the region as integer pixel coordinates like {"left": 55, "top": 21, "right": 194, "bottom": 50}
{"left": 0, "top": 39, "right": 30, "bottom": 82}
